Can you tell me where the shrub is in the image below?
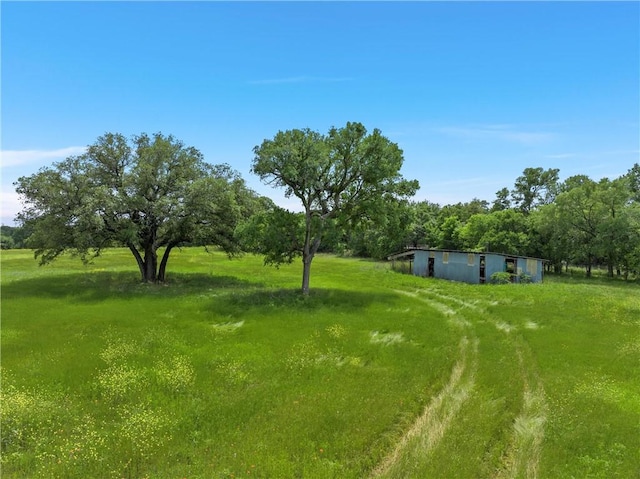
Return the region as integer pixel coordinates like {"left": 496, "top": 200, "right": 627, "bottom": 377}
{"left": 490, "top": 272, "right": 513, "bottom": 284}
{"left": 518, "top": 272, "right": 533, "bottom": 284}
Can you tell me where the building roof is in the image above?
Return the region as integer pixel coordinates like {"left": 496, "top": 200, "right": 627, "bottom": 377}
{"left": 387, "top": 247, "right": 547, "bottom": 262}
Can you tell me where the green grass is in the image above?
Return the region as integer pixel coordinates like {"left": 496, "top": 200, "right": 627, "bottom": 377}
{"left": 1, "top": 248, "right": 638, "bottom": 478}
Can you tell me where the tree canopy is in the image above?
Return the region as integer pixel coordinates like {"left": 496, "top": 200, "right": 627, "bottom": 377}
{"left": 15, "top": 132, "right": 261, "bottom": 282}
{"left": 511, "top": 167, "right": 560, "bottom": 214}
{"left": 249, "top": 121, "right": 419, "bottom": 294}
{"left": 401, "top": 165, "right": 640, "bottom": 278}
{"left": 11, "top": 129, "right": 638, "bottom": 283}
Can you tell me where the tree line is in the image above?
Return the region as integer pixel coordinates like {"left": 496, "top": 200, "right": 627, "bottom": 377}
{"left": 8, "top": 126, "right": 640, "bottom": 295}
{"left": 329, "top": 165, "right": 640, "bottom": 279}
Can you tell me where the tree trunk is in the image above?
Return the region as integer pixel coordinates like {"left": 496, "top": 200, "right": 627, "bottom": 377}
{"left": 301, "top": 209, "right": 323, "bottom": 295}
{"left": 128, "top": 243, "right": 173, "bottom": 283}
{"left": 143, "top": 245, "right": 158, "bottom": 282}
{"left": 128, "top": 243, "right": 163, "bottom": 282}
{"left": 128, "top": 244, "right": 146, "bottom": 281}
{"left": 301, "top": 209, "right": 314, "bottom": 295}
{"left": 301, "top": 254, "right": 312, "bottom": 295}
{"left": 157, "top": 244, "right": 174, "bottom": 283}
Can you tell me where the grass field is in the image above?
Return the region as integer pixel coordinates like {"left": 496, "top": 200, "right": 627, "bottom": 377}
{"left": 1, "top": 248, "right": 639, "bottom": 478}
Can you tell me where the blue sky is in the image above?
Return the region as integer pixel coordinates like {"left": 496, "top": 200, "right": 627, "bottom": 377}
{"left": 2, "top": 1, "right": 639, "bottom": 225}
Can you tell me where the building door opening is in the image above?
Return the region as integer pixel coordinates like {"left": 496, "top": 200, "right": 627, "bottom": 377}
{"left": 505, "top": 257, "right": 517, "bottom": 282}
{"left": 479, "top": 255, "right": 486, "bottom": 283}
{"left": 428, "top": 257, "right": 435, "bottom": 277}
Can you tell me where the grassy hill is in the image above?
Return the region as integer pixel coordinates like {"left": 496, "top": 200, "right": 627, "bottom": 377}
{"left": 1, "top": 248, "right": 638, "bottom": 478}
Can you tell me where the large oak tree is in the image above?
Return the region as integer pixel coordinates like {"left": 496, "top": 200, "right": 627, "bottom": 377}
{"left": 15, "top": 132, "right": 259, "bottom": 282}
{"left": 250, "top": 122, "right": 418, "bottom": 295}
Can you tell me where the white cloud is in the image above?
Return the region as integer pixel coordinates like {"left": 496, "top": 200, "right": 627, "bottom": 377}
{"left": 435, "top": 125, "right": 554, "bottom": 145}
{"left": 545, "top": 149, "right": 639, "bottom": 162}
{"left": 248, "top": 76, "right": 307, "bottom": 85}
{"left": 599, "top": 149, "right": 640, "bottom": 157}
{"left": 1, "top": 146, "right": 86, "bottom": 168}
{"left": 545, "top": 153, "right": 576, "bottom": 159}
{"left": 248, "top": 76, "right": 354, "bottom": 85}
{"left": 0, "top": 146, "right": 86, "bottom": 224}
{"left": 0, "top": 190, "right": 24, "bottom": 225}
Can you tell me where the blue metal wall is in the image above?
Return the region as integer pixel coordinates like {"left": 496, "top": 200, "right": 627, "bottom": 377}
{"left": 518, "top": 257, "right": 544, "bottom": 283}
{"left": 484, "top": 255, "right": 544, "bottom": 283}
{"left": 485, "top": 254, "right": 507, "bottom": 280}
{"left": 413, "top": 250, "right": 480, "bottom": 283}
{"left": 413, "top": 250, "right": 428, "bottom": 277}
{"left": 436, "top": 251, "right": 479, "bottom": 283}
{"left": 411, "top": 250, "right": 544, "bottom": 284}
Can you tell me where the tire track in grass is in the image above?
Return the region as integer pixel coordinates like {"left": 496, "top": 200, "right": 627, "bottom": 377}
{"left": 372, "top": 288, "right": 547, "bottom": 479}
{"left": 418, "top": 289, "right": 548, "bottom": 479}
{"left": 371, "top": 336, "right": 478, "bottom": 478}
{"left": 495, "top": 342, "right": 547, "bottom": 479}
{"left": 371, "top": 290, "right": 478, "bottom": 478}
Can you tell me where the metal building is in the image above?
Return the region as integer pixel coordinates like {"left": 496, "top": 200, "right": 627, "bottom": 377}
{"left": 388, "top": 248, "right": 545, "bottom": 284}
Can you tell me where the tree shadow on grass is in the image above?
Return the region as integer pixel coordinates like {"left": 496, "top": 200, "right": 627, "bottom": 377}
{"left": 2, "top": 270, "right": 400, "bottom": 315}
{"left": 1, "top": 271, "right": 261, "bottom": 303}
{"left": 210, "top": 286, "right": 401, "bottom": 317}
